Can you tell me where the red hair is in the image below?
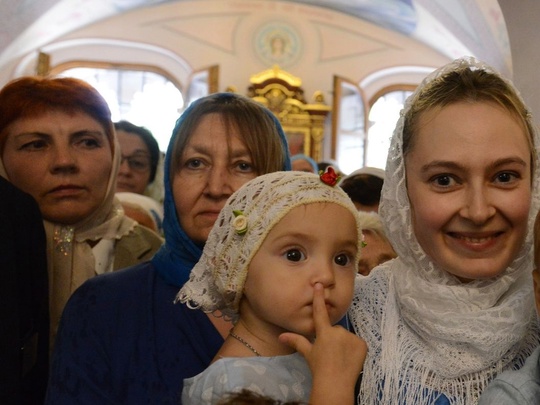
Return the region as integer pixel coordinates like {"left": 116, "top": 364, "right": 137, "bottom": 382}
{"left": 0, "top": 76, "right": 114, "bottom": 153}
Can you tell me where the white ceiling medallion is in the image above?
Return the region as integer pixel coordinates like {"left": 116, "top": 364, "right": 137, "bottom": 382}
{"left": 254, "top": 22, "right": 302, "bottom": 68}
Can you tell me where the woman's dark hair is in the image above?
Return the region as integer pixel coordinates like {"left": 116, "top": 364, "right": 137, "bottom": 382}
{"left": 340, "top": 174, "right": 383, "bottom": 207}
{"left": 114, "top": 120, "right": 161, "bottom": 183}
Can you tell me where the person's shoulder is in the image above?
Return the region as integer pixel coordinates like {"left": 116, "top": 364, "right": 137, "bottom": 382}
{"left": 114, "top": 224, "right": 163, "bottom": 266}
{"left": 0, "top": 176, "right": 41, "bottom": 216}
{"left": 133, "top": 223, "right": 164, "bottom": 243}
{"left": 103, "top": 260, "right": 156, "bottom": 283}
{"left": 184, "top": 356, "right": 301, "bottom": 402}
{"left": 61, "top": 262, "right": 156, "bottom": 324}
{"left": 0, "top": 175, "right": 27, "bottom": 199}
{"left": 189, "top": 356, "right": 285, "bottom": 381}
{"left": 478, "top": 347, "right": 540, "bottom": 405}
{"left": 263, "top": 353, "right": 311, "bottom": 381}
{"left": 76, "top": 262, "right": 156, "bottom": 299}
{"left": 183, "top": 360, "right": 235, "bottom": 403}
{"left": 124, "top": 223, "right": 164, "bottom": 249}
{"left": 215, "top": 354, "right": 309, "bottom": 380}
{"left": 497, "top": 346, "right": 540, "bottom": 387}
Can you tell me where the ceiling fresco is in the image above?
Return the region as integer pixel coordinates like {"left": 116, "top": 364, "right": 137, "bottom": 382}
{"left": 0, "top": 0, "right": 508, "bottom": 73}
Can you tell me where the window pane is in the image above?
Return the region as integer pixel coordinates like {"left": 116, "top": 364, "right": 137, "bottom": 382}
{"left": 336, "top": 81, "right": 366, "bottom": 174}
{"left": 367, "top": 90, "right": 412, "bottom": 169}
{"left": 60, "top": 67, "right": 184, "bottom": 151}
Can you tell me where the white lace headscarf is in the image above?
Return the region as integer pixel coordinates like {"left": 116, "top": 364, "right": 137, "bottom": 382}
{"left": 177, "top": 170, "right": 363, "bottom": 322}
{"left": 349, "top": 56, "right": 540, "bottom": 405}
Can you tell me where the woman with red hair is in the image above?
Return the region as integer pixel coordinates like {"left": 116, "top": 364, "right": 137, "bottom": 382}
{"left": 0, "top": 76, "right": 163, "bottom": 350}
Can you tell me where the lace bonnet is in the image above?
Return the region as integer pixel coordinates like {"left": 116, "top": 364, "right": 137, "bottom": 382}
{"left": 177, "top": 170, "right": 363, "bottom": 321}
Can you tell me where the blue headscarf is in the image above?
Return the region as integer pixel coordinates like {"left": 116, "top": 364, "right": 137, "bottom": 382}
{"left": 291, "top": 153, "right": 319, "bottom": 173}
{"left": 152, "top": 93, "right": 291, "bottom": 287}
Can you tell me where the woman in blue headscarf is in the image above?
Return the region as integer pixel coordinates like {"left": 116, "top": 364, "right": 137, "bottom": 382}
{"left": 291, "top": 153, "right": 319, "bottom": 173}
{"left": 46, "top": 93, "right": 291, "bottom": 404}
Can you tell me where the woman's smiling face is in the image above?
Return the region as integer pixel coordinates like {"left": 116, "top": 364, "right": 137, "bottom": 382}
{"left": 405, "top": 101, "right": 531, "bottom": 281}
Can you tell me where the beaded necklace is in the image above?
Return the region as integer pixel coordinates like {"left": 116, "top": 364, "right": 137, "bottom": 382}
{"left": 229, "top": 330, "right": 262, "bottom": 357}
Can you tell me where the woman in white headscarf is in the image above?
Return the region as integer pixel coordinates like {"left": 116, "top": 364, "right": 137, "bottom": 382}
{"left": 348, "top": 57, "right": 540, "bottom": 404}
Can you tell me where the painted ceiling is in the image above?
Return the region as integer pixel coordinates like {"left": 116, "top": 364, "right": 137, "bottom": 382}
{"left": 0, "top": 0, "right": 509, "bottom": 75}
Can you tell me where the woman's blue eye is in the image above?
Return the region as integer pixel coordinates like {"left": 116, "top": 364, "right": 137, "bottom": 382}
{"left": 434, "top": 175, "right": 452, "bottom": 186}
{"left": 285, "top": 249, "right": 305, "bottom": 262}
{"left": 21, "top": 140, "right": 47, "bottom": 150}
{"left": 237, "top": 162, "right": 254, "bottom": 172}
{"left": 496, "top": 172, "right": 515, "bottom": 183}
{"left": 334, "top": 254, "right": 351, "bottom": 266}
{"left": 80, "top": 138, "right": 100, "bottom": 148}
{"left": 186, "top": 159, "right": 202, "bottom": 168}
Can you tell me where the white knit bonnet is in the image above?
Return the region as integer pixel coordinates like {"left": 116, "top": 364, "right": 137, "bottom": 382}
{"left": 177, "top": 170, "right": 363, "bottom": 321}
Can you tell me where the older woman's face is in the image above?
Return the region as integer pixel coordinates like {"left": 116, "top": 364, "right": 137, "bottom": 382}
{"left": 292, "top": 159, "right": 316, "bottom": 173}
{"left": 116, "top": 129, "right": 152, "bottom": 194}
{"left": 172, "top": 113, "right": 257, "bottom": 244}
{"left": 357, "top": 231, "right": 396, "bottom": 276}
{"left": 2, "top": 110, "right": 112, "bottom": 224}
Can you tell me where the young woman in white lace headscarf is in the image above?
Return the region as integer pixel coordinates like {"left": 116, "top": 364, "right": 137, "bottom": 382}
{"left": 348, "top": 56, "right": 540, "bottom": 405}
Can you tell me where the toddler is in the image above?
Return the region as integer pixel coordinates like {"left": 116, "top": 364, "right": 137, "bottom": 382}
{"left": 178, "top": 170, "right": 366, "bottom": 404}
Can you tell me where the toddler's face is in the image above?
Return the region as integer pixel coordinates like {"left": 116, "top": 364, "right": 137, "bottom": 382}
{"left": 241, "top": 202, "right": 359, "bottom": 337}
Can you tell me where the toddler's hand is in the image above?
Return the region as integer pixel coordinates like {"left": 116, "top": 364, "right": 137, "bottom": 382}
{"left": 279, "top": 283, "right": 367, "bottom": 405}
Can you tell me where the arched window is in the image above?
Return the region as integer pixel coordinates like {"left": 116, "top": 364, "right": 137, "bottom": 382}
{"left": 367, "top": 87, "right": 414, "bottom": 168}
{"left": 331, "top": 76, "right": 369, "bottom": 175}
{"left": 332, "top": 77, "right": 417, "bottom": 174}
{"left": 57, "top": 65, "right": 184, "bottom": 152}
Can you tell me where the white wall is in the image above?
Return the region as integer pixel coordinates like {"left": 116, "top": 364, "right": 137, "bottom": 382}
{"left": 498, "top": 0, "right": 540, "bottom": 122}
